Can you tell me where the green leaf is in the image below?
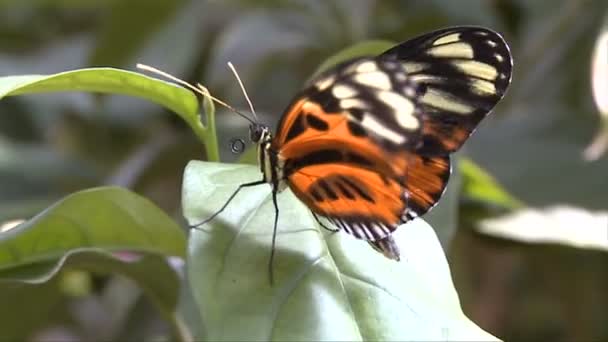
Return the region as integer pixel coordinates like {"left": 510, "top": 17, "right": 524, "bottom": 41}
{"left": 0, "top": 68, "right": 220, "bottom": 161}
{"left": 0, "top": 68, "right": 196, "bottom": 122}
{"left": 459, "top": 157, "right": 523, "bottom": 210}
{"left": 182, "top": 161, "right": 498, "bottom": 341}
{"left": 312, "top": 40, "right": 395, "bottom": 76}
{"left": 0, "top": 277, "right": 63, "bottom": 341}
{"left": 0, "top": 186, "right": 186, "bottom": 273}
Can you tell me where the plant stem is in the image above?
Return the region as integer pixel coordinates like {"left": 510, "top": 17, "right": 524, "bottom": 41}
{"left": 186, "top": 92, "right": 220, "bottom": 162}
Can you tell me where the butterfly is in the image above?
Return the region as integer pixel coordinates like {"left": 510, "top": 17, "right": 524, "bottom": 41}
{"left": 192, "top": 26, "right": 512, "bottom": 280}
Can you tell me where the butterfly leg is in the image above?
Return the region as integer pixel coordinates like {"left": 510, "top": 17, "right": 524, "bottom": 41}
{"left": 268, "top": 189, "right": 280, "bottom": 285}
{"left": 189, "top": 179, "right": 266, "bottom": 230}
{"left": 311, "top": 212, "right": 339, "bottom": 233}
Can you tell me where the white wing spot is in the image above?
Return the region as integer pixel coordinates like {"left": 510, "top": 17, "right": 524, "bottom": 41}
{"left": 360, "top": 113, "right": 407, "bottom": 144}
{"left": 470, "top": 79, "right": 497, "bottom": 95}
{"left": 394, "top": 72, "right": 407, "bottom": 82}
{"left": 451, "top": 60, "right": 498, "bottom": 80}
{"left": 384, "top": 62, "right": 399, "bottom": 70}
{"left": 355, "top": 61, "right": 378, "bottom": 73}
{"left": 315, "top": 75, "right": 336, "bottom": 90}
{"left": 494, "top": 53, "right": 505, "bottom": 63}
{"left": 427, "top": 43, "right": 474, "bottom": 59}
{"left": 377, "top": 91, "right": 419, "bottom": 130}
{"left": 403, "top": 86, "right": 417, "bottom": 98}
{"left": 332, "top": 84, "right": 357, "bottom": 99}
{"left": 486, "top": 40, "right": 498, "bottom": 47}
{"left": 402, "top": 62, "right": 428, "bottom": 73}
{"left": 353, "top": 71, "right": 392, "bottom": 90}
{"left": 340, "top": 98, "right": 369, "bottom": 110}
{"left": 421, "top": 88, "right": 474, "bottom": 115}
{"left": 410, "top": 74, "right": 444, "bottom": 84}
{"left": 433, "top": 33, "right": 461, "bottom": 45}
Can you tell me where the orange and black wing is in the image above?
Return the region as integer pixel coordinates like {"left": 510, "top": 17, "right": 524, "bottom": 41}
{"left": 272, "top": 93, "right": 450, "bottom": 240}
{"left": 380, "top": 26, "right": 512, "bottom": 154}
{"left": 273, "top": 73, "right": 420, "bottom": 240}
{"left": 271, "top": 27, "right": 511, "bottom": 243}
{"left": 274, "top": 57, "right": 424, "bottom": 154}
{"left": 283, "top": 146, "right": 450, "bottom": 241}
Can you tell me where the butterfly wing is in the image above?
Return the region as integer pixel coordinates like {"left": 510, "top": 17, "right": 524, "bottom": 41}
{"left": 273, "top": 96, "right": 450, "bottom": 240}
{"left": 274, "top": 57, "right": 424, "bottom": 153}
{"left": 380, "top": 26, "right": 513, "bottom": 154}
{"left": 284, "top": 151, "right": 450, "bottom": 241}
{"left": 272, "top": 26, "right": 511, "bottom": 245}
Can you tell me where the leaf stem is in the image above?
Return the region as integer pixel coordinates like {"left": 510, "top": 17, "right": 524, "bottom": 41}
{"left": 202, "top": 92, "right": 220, "bottom": 162}
{"left": 185, "top": 93, "right": 220, "bottom": 162}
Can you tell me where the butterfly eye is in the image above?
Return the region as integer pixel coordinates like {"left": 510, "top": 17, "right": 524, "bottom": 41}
{"left": 249, "top": 124, "right": 268, "bottom": 142}
{"left": 249, "top": 125, "right": 261, "bottom": 142}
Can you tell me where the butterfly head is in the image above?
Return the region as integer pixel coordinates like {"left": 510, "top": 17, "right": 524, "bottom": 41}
{"left": 249, "top": 123, "right": 271, "bottom": 144}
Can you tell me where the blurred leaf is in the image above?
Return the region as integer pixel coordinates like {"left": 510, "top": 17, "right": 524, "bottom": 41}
{"left": 460, "top": 157, "right": 523, "bottom": 210}
{"left": 467, "top": 103, "right": 608, "bottom": 210}
{"left": 427, "top": 0, "right": 499, "bottom": 27}
{"left": 0, "top": 138, "right": 99, "bottom": 203}
{"left": 584, "top": 10, "right": 608, "bottom": 161}
{"left": 182, "top": 161, "right": 498, "bottom": 341}
{"left": 59, "top": 269, "right": 92, "bottom": 297}
{"left": 0, "top": 250, "right": 186, "bottom": 341}
{"left": 0, "top": 278, "right": 64, "bottom": 341}
{"left": 313, "top": 39, "right": 394, "bottom": 76}
{"left": 0, "top": 186, "right": 185, "bottom": 274}
{"left": 478, "top": 206, "right": 608, "bottom": 251}
{"left": 207, "top": 9, "right": 316, "bottom": 86}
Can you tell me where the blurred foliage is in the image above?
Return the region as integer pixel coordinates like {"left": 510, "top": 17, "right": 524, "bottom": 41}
{"left": 0, "top": 0, "right": 607, "bottom": 341}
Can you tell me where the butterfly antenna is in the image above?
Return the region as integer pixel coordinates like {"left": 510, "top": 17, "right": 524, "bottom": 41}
{"left": 136, "top": 63, "right": 256, "bottom": 125}
{"left": 227, "top": 61, "right": 259, "bottom": 122}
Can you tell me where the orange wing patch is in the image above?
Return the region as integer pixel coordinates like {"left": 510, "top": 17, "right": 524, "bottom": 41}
{"left": 288, "top": 163, "right": 406, "bottom": 241}
{"left": 404, "top": 154, "right": 451, "bottom": 218}
{"left": 274, "top": 98, "right": 411, "bottom": 179}
{"left": 420, "top": 117, "right": 471, "bottom": 153}
{"left": 275, "top": 98, "right": 451, "bottom": 240}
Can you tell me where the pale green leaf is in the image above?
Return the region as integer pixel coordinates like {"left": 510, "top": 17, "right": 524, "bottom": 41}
{"left": 478, "top": 206, "right": 608, "bottom": 251}
{"left": 0, "top": 68, "right": 198, "bottom": 124}
{"left": 182, "top": 161, "right": 498, "bottom": 341}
